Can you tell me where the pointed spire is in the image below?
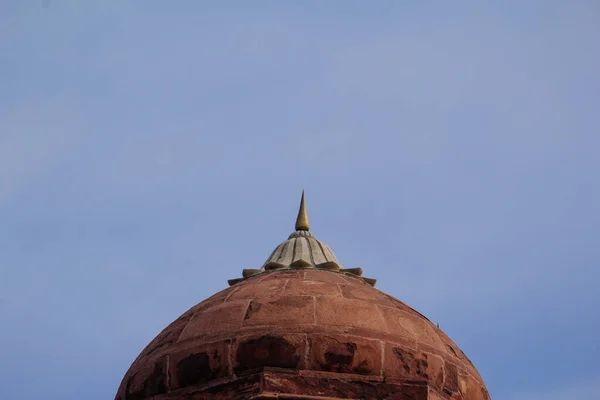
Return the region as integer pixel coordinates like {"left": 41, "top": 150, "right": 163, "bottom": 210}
{"left": 295, "top": 190, "right": 310, "bottom": 231}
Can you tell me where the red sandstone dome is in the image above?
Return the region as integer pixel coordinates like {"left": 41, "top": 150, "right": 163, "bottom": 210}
{"left": 115, "top": 193, "right": 490, "bottom": 400}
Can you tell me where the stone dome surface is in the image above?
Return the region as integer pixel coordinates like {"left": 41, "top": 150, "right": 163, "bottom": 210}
{"left": 115, "top": 270, "right": 489, "bottom": 400}
{"left": 115, "top": 193, "right": 489, "bottom": 399}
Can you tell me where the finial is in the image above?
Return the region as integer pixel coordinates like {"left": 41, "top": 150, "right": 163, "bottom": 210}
{"left": 295, "top": 190, "right": 310, "bottom": 231}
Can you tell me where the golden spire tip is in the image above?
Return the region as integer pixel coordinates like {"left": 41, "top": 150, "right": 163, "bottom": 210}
{"left": 295, "top": 190, "right": 310, "bottom": 231}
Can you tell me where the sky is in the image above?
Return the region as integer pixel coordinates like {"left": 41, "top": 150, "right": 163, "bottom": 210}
{"left": 0, "top": 1, "right": 599, "bottom": 399}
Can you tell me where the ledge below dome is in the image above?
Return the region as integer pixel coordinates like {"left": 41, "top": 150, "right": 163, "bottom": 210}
{"left": 123, "top": 368, "right": 433, "bottom": 400}
{"left": 228, "top": 266, "right": 376, "bottom": 287}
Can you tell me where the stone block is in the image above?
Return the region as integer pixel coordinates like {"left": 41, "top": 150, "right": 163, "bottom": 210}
{"left": 232, "top": 334, "right": 307, "bottom": 375}
{"left": 285, "top": 279, "right": 342, "bottom": 297}
{"left": 315, "top": 297, "right": 387, "bottom": 333}
{"left": 383, "top": 343, "right": 444, "bottom": 389}
{"left": 305, "top": 270, "right": 350, "bottom": 285}
{"left": 259, "top": 270, "right": 304, "bottom": 282}
{"left": 307, "top": 334, "right": 382, "bottom": 376}
{"left": 459, "top": 372, "right": 490, "bottom": 400}
{"left": 178, "top": 301, "right": 247, "bottom": 341}
{"left": 125, "top": 356, "right": 168, "bottom": 399}
{"left": 379, "top": 307, "right": 444, "bottom": 348}
{"left": 443, "top": 361, "right": 460, "bottom": 395}
{"left": 168, "top": 340, "right": 229, "bottom": 390}
{"left": 226, "top": 278, "right": 287, "bottom": 300}
{"left": 242, "top": 295, "right": 315, "bottom": 327}
{"left": 339, "top": 282, "right": 394, "bottom": 306}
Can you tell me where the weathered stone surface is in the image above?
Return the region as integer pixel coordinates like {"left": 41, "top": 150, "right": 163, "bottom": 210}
{"left": 259, "top": 270, "right": 304, "bottom": 282}
{"left": 178, "top": 301, "right": 247, "bottom": 341}
{"left": 315, "top": 297, "right": 388, "bottom": 332}
{"left": 339, "top": 282, "right": 394, "bottom": 306}
{"left": 243, "top": 296, "right": 314, "bottom": 327}
{"left": 380, "top": 306, "right": 445, "bottom": 348}
{"left": 227, "top": 278, "right": 287, "bottom": 301}
{"left": 115, "top": 270, "right": 488, "bottom": 399}
{"left": 307, "top": 334, "right": 382, "bottom": 375}
{"left": 124, "top": 357, "right": 168, "bottom": 399}
{"left": 168, "top": 340, "right": 229, "bottom": 390}
{"left": 262, "top": 370, "right": 428, "bottom": 399}
{"left": 460, "top": 371, "right": 492, "bottom": 400}
{"left": 232, "top": 334, "right": 307, "bottom": 374}
{"left": 428, "top": 387, "right": 452, "bottom": 400}
{"left": 306, "top": 270, "right": 350, "bottom": 285}
{"left": 177, "top": 372, "right": 262, "bottom": 400}
{"left": 285, "top": 279, "right": 341, "bottom": 297}
{"left": 384, "top": 343, "right": 444, "bottom": 389}
{"left": 443, "top": 361, "right": 460, "bottom": 395}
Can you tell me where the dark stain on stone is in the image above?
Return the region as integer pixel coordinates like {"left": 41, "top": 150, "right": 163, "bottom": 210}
{"left": 444, "top": 361, "right": 459, "bottom": 393}
{"left": 322, "top": 342, "right": 357, "bottom": 373}
{"left": 392, "top": 348, "right": 428, "bottom": 379}
{"left": 447, "top": 344, "right": 458, "bottom": 356}
{"left": 244, "top": 301, "right": 262, "bottom": 320}
{"left": 176, "top": 351, "right": 216, "bottom": 388}
{"left": 126, "top": 362, "right": 167, "bottom": 400}
{"left": 235, "top": 335, "right": 300, "bottom": 374}
{"left": 353, "top": 359, "right": 371, "bottom": 375}
{"left": 416, "top": 357, "right": 429, "bottom": 378}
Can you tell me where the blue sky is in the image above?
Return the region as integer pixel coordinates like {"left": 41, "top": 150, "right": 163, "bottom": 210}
{"left": 1, "top": 1, "right": 599, "bottom": 399}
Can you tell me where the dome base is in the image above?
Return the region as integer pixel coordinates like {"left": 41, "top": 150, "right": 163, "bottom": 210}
{"left": 119, "top": 367, "right": 435, "bottom": 400}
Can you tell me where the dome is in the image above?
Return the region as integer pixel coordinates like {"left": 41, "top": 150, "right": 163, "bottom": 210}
{"left": 115, "top": 193, "right": 490, "bottom": 400}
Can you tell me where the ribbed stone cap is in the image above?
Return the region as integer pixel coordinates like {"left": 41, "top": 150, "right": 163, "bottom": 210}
{"left": 262, "top": 230, "right": 342, "bottom": 271}
{"left": 227, "top": 192, "right": 376, "bottom": 287}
